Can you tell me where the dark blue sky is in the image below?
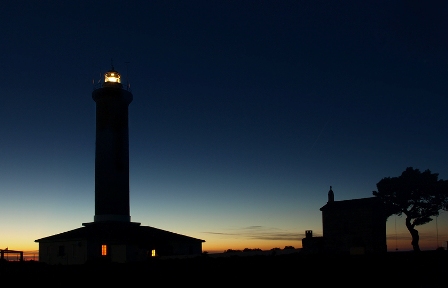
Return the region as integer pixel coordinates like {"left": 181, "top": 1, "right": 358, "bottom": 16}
{"left": 1, "top": 1, "right": 447, "bottom": 253}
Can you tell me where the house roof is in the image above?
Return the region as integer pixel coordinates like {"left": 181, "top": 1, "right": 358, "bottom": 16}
{"left": 320, "top": 197, "right": 382, "bottom": 211}
{"left": 34, "top": 221, "right": 205, "bottom": 244}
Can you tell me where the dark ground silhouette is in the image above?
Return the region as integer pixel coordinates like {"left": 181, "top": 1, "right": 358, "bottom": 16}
{"left": 2, "top": 250, "right": 446, "bottom": 286}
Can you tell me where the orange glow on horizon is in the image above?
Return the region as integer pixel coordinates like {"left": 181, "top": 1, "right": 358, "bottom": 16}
{"left": 202, "top": 239, "right": 302, "bottom": 254}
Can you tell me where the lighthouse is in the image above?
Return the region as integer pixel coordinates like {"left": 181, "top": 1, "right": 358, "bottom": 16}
{"left": 35, "top": 65, "right": 204, "bottom": 264}
{"left": 92, "top": 66, "right": 133, "bottom": 223}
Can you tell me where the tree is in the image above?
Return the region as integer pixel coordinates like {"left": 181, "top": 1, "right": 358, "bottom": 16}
{"left": 373, "top": 167, "right": 448, "bottom": 252}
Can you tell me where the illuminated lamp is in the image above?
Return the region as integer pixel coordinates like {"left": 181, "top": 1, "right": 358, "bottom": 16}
{"left": 104, "top": 68, "right": 121, "bottom": 85}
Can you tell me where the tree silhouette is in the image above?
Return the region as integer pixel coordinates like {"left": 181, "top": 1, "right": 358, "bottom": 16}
{"left": 373, "top": 167, "right": 448, "bottom": 252}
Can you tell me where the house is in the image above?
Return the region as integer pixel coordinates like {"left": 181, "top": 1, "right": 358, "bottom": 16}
{"left": 302, "top": 186, "right": 386, "bottom": 254}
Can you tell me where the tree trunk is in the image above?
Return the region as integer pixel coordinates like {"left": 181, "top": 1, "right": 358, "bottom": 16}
{"left": 405, "top": 217, "right": 420, "bottom": 252}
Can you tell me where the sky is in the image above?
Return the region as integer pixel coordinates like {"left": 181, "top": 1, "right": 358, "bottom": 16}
{"left": 1, "top": 1, "right": 448, "bottom": 258}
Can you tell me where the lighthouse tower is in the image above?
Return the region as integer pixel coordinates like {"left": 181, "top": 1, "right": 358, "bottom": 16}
{"left": 92, "top": 66, "right": 133, "bottom": 223}
{"left": 35, "top": 65, "right": 204, "bottom": 264}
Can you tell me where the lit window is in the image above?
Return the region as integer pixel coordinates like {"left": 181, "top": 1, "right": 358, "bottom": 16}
{"left": 151, "top": 249, "right": 156, "bottom": 257}
{"left": 101, "top": 245, "right": 107, "bottom": 256}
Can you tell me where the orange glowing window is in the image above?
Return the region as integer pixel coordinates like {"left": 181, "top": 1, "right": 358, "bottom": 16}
{"left": 101, "top": 245, "right": 107, "bottom": 256}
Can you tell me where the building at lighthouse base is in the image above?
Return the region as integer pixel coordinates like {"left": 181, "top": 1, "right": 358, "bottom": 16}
{"left": 35, "top": 221, "right": 205, "bottom": 265}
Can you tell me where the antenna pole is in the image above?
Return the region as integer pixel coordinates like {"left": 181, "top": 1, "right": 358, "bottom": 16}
{"left": 395, "top": 215, "right": 398, "bottom": 251}
{"left": 436, "top": 215, "right": 439, "bottom": 248}
{"left": 125, "top": 61, "right": 130, "bottom": 91}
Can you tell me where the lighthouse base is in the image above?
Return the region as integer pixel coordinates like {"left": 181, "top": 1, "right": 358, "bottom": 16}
{"left": 93, "top": 214, "right": 131, "bottom": 223}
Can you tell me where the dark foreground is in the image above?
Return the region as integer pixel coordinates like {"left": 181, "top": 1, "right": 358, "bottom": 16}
{"left": 2, "top": 251, "right": 446, "bottom": 287}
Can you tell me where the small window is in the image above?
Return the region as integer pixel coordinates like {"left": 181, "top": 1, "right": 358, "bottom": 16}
{"left": 151, "top": 249, "right": 156, "bottom": 257}
{"left": 101, "top": 245, "right": 107, "bottom": 256}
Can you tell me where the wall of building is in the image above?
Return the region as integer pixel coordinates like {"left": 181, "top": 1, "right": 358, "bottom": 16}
{"left": 321, "top": 200, "right": 386, "bottom": 254}
{"left": 38, "top": 240, "right": 88, "bottom": 265}
{"left": 170, "top": 240, "right": 203, "bottom": 256}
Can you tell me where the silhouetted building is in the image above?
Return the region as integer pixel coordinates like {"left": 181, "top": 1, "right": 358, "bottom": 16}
{"left": 0, "top": 249, "right": 23, "bottom": 262}
{"left": 301, "top": 230, "right": 324, "bottom": 254}
{"left": 35, "top": 67, "right": 204, "bottom": 264}
{"left": 302, "top": 186, "right": 386, "bottom": 255}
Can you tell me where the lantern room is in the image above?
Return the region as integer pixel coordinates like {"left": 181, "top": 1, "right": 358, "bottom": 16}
{"left": 104, "top": 69, "right": 121, "bottom": 84}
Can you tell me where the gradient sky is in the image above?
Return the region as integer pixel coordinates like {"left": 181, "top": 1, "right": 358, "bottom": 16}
{"left": 1, "top": 1, "right": 447, "bottom": 256}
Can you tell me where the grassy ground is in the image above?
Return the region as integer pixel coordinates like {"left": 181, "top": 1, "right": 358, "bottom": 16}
{"left": 2, "top": 250, "right": 446, "bottom": 287}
